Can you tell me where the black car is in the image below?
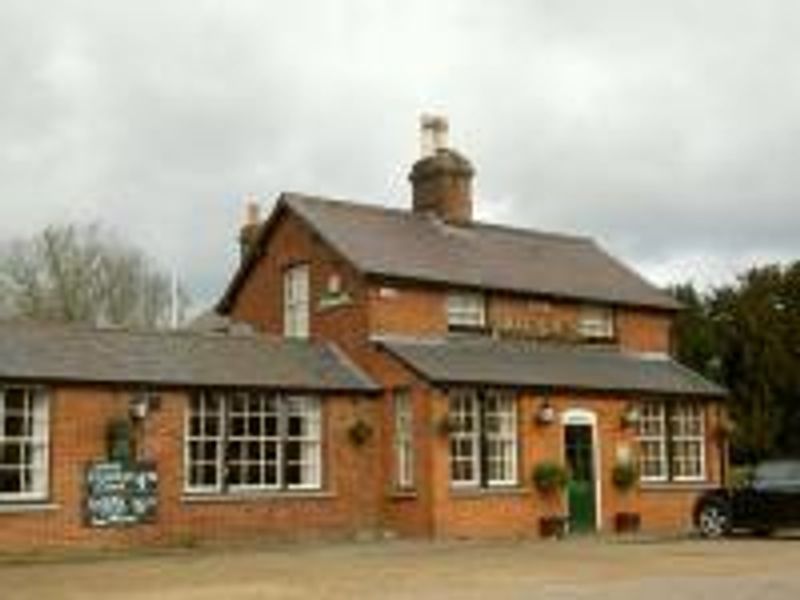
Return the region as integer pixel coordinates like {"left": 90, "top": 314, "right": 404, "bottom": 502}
{"left": 695, "top": 459, "right": 800, "bottom": 537}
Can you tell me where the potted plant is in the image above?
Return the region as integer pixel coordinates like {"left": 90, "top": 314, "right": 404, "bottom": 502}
{"left": 106, "top": 417, "right": 133, "bottom": 464}
{"left": 532, "top": 461, "right": 569, "bottom": 538}
{"left": 533, "top": 461, "right": 570, "bottom": 494}
{"left": 612, "top": 461, "right": 641, "bottom": 533}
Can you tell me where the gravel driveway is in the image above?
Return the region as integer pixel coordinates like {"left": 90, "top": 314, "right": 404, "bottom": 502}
{"left": 1, "top": 535, "right": 799, "bottom": 599}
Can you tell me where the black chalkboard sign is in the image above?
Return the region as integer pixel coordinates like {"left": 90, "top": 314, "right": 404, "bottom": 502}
{"left": 85, "top": 461, "right": 158, "bottom": 527}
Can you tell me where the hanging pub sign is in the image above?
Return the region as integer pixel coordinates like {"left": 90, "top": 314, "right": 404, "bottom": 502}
{"left": 85, "top": 461, "right": 158, "bottom": 527}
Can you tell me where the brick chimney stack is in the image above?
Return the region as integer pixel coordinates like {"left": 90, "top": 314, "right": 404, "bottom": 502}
{"left": 238, "top": 196, "right": 261, "bottom": 262}
{"left": 409, "top": 115, "right": 475, "bottom": 225}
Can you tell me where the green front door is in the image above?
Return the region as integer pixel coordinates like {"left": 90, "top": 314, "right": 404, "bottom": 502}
{"left": 565, "top": 424, "right": 596, "bottom": 533}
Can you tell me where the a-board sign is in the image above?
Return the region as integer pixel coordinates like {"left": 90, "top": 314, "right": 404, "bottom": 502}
{"left": 85, "top": 461, "right": 158, "bottom": 527}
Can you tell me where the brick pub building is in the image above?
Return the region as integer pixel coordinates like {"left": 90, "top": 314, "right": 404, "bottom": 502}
{"left": 0, "top": 118, "right": 725, "bottom": 550}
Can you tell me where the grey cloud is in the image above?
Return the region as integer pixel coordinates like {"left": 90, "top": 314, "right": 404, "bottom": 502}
{"left": 1, "top": 0, "right": 799, "bottom": 309}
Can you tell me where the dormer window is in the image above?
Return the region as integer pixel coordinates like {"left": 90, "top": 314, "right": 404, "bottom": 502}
{"left": 447, "top": 292, "right": 486, "bottom": 330}
{"left": 578, "top": 304, "right": 615, "bottom": 340}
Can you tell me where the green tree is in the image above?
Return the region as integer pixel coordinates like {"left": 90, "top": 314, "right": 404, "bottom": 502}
{"left": 669, "top": 283, "right": 718, "bottom": 379}
{"left": 711, "top": 267, "right": 793, "bottom": 461}
{"left": 671, "top": 263, "right": 800, "bottom": 463}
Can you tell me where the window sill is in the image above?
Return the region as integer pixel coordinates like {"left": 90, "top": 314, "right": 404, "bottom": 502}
{"left": 181, "top": 490, "right": 335, "bottom": 504}
{"left": 450, "top": 486, "right": 529, "bottom": 498}
{"left": 640, "top": 481, "right": 715, "bottom": 492}
{"left": 387, "top": 489, "right": 418, "bottom": 500}
{"left": 0, "top": 502, "right": 60, "bottom": 514}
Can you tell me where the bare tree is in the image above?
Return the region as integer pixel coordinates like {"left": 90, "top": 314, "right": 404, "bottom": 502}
{"left": 0, "top": 223, "right": 190, "bottom": 329}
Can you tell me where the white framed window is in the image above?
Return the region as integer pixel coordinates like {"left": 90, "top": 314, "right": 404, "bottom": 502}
{"left": 0, "top": 386, "right": 49, "bottom": 502}
{"left": 449, "top": 388, "right": 518, "bottom": 488}
{"left": 670, "top": 403, "right": 705, "bottom": 481}
{"left": 393, "top": 389, "right": 414, "bottom": 489}
{"left": 449, "top": 389, "right": 480, "bottom": 486}
{"left": 185, "top": 392, "right": 321, "bottom": 493}
{"left": 484, "top": 390, "right": 518, "bottom": 486}
{"left": 284, "top": 396, "right": 322, "bottom": 490}
{"left": 284, "top": 264, "right": 310, "bottom": 338}
{"left": 227, "top": 392, "right": 280, "bottom": 491}
{"left": 447, "top": 292, "right": 486, "bottom": 329}
{"left": 636, "top": 403, "right": 668, "bottom": 482}
{"left": 185, "top": 392, "right": 225, "bottom": 492}
{"left": 636, "top": 401, "right": 706, "bottom": 483}
{"left": 578, "top": 304, "right": 615, "bottom": 340}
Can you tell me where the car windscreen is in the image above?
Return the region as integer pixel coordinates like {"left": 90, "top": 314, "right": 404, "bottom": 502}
{"left": 754, "top": 461, "right": 800, "bottom": 484}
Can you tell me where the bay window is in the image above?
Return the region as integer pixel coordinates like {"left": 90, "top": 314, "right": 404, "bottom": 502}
{"left": 449, "top": 389, "right": 518, "bottom": 488}
{"left": 0, "top": 386, "right": 49, "bottom": 502}
{"left": 185, "top": 391, "right": 321, "bottom": 493}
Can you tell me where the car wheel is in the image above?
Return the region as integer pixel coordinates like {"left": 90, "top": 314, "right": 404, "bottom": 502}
{"left": 697, "top": 501, "right": 731, "bottom": 538}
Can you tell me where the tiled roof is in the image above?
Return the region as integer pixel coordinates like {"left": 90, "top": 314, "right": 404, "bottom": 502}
{"left": 0, "top": 321, "right": 377, "bottom": 392}
{"left": 378, "top": 336, "right": 725, "bottom": 397}
{"left": 219, "top": 193, "right": 680, "bottom": 312}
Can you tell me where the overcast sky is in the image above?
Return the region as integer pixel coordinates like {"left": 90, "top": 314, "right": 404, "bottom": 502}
{"left": 2, "top": 1, "right": 799, "bottom": 311}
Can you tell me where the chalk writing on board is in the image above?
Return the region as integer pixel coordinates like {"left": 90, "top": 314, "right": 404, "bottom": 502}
{"left": 85, "top": 461, "right": 158, "bottom": 527}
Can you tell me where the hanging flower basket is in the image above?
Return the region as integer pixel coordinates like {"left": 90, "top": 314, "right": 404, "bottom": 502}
{"left": 106, "top": 417, "right": 133, "bottom": 464}
{"left": 714, "top": 415, "right": 736, "bottom": 441}
{"left": 611, "top": 462, "right": 639, "bottom": 493}
{"left": 348, "top": 419, "right": 373, "bottom": 446}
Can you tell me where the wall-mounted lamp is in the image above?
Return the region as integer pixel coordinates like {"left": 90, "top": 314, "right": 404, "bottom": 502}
{"left": 621, "top": 403, "right": 641, "bottom": 429}
{"left": 130, "top": 391, "right": 160, "bottom": 420}
{"left": 535, "top": 399, "right": 556, "bottom": 426}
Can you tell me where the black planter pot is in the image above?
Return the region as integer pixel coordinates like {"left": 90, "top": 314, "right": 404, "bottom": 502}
{"left": 539, "top": 515, "right": 567, "bottom": 539}
{"left": 614, "top": 512, "right": 641, "bottom": 534}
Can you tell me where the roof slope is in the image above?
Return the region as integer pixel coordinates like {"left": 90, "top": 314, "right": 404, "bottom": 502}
{"left": 220, "top": 193, "right": 679, "bottom": 311}
{"left": 379, "top": 336, "right": 725, "bottom": 397}
{"left": 0, "top": 321, "right": 377, "bottom": 391}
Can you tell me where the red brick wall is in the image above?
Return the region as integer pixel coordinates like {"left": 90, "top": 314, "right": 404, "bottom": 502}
{"left": 367, "top": 281, "right": 674, "bottom": 354}
{"left": 423, "top": 391, "right": 723, "bottom": 539}
{"left": 368, "top": 282, "right": 448, "bottom": 338}
{"left": 617, "top": 309, "right": 673, "bottom": 354}
{"left": 230, "top": 209, "right": 369, "bottom": 351}
{"left": 0, "top": 385, "right": 380, "bottom": 552}
{"left": 223, "top": 207, "right": 709, "bottom": 542}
